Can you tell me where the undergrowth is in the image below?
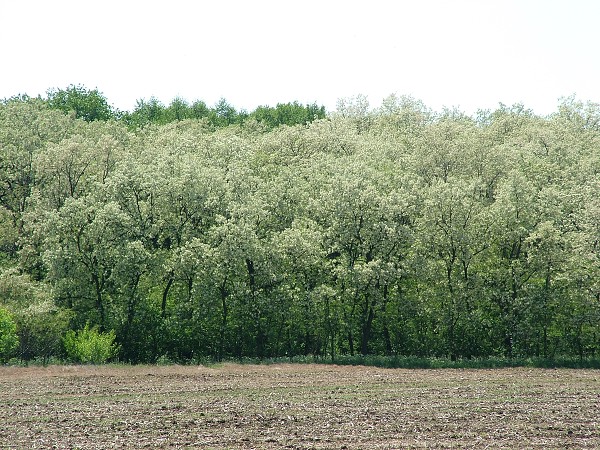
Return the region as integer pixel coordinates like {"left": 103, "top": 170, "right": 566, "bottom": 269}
{"left": 229, "top": 354, "right": 600, "bottom": 369}
{"left": 5, "top": 354, "right": 600, "bottom": 369}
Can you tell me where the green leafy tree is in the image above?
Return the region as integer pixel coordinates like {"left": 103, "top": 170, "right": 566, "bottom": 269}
{"left": 209, "top": 98, "right": 240, "bottom": 127}
{"left": 250, "top": 102, "right": 326, "bottom": 128}
{"left": 33, "top": 130, "right": 123, "bottom": 209}
{"left": 46, "top": 84, "right": 116, "bottom": 122}
{"left": 41, "top": 195, "right": 133, "bottom": 329}
{"left": 0, "top": 98, "right": 80, "bottom": 247}
{"left": 311, "top": 150, "right": 415, "bottom": 355}
{"left": 190, "top": 100, "right": 210, "bottom": 119}
{"left": 418, "top": 178, "right": 493, "bottom": 358}
{"left": 164, "top": 97, "right": 191, "bottom": 122}
{"left": 122, "top": 97, "right": 166, "bottom": 128}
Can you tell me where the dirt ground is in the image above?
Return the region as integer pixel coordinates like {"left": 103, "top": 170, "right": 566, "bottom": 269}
{"left": 1, "top": 363, "right": 599, "bottom": 449}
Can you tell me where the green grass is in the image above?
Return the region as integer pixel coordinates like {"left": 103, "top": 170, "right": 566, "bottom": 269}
{"left": 6, "top": 353, "right": 600, "bottom": 369}
{"left": 229, "top": 354, "right": 600, "bottom": 369}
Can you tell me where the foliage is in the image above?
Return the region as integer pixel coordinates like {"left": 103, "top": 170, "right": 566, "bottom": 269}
{"left": 63, "top": 323, "right": 120, "bottom": 364}
{"left": 121, "top": 96, "right": 325, "bottom": 130}
{"left": 15, "top": 300, "right": 73, "bottom": 363}
{"left": 45, "top": 84, "right": 117, "bottom": 122}
{"left": 2, "top": 89, "right": 600, "bottom": 364}
{"left": 0, "top": 307, "right": 18, "bottom": 362}
{"left": 250, "top": 102, "right": 326, "bottom": 128}
{"left": 0, "top": 268, "right": 73, "bottom": 362}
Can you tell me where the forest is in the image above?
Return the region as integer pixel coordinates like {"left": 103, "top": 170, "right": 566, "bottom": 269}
{"left": 0, "top": 85, "right": 599, "bottom": 364}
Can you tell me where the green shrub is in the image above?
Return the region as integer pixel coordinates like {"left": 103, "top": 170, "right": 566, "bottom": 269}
{"left": 0, "top": 307, "right": 18, "bottom": 362}
{"left": 63, "top": 323, "right": 120, "bottom": 364}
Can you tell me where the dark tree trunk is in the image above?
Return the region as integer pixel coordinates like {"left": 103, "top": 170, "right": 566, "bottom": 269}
{"left": 161, "top": 274, "right": 174, "bottom": 319}
{"left": 219, "top": 280, "right": 228, "bottom": 361}
{"left": 360, "top": 302, "right": 375, "bottom": 355}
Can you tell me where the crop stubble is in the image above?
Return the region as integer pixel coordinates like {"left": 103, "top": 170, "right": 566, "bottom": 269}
{"left": 1, "top": 364, "right": 599, "bottom": 448}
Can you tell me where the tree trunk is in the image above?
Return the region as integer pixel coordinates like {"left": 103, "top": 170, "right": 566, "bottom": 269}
{"left": 161, "top": 274, "right": 174, "bottom": 319}
{"left": 91, "top": 272, "right": 105, "bottom": 331}
{"left": 219, "top": 280, "right": 228, "bottom": 361}
{"left": 360, "top": 301, "right": 375, "bottom": 355}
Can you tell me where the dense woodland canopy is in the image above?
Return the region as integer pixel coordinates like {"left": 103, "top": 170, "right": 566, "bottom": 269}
{"left": 0, "top": 86, "right": 599, "bottom": 363}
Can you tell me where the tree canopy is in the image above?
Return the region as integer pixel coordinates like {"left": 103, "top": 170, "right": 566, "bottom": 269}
{"left": 1, "top": 90, "right": 600, "bottom": 363}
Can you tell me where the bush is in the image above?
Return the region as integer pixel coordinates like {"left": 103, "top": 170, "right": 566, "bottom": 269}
{"left": 0, "top": 307, "right": 18, "bottom": 362}
{"left": 63, "top": 323, "right": 120, "bottom": 364}
{"left": 15, "top": 301, "right": 73, "bottom": 363}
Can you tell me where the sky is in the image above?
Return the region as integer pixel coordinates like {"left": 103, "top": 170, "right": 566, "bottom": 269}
{"left": 1, "top": 0, "right": 599, "bottom": 115}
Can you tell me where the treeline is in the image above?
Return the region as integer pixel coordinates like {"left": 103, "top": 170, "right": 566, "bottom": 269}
{"left": 0, "top": 90, "right": 599, "bottom": 364}
{"left": 42, "top": 84, "right": 326, "bottom": 129}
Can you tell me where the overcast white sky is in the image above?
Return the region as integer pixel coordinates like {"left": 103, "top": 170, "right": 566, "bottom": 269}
{"left": 1, "top": 0, "right": 599, "bottom": 115}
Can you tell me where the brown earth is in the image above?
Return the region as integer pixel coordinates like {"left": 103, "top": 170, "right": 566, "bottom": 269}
{"left": 1, "top": 363, "right": 599, "bottom": 449}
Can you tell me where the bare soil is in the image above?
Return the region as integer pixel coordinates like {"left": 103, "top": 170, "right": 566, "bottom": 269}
{"left": 1, "top": 363, "right": 599, "bottom": 449}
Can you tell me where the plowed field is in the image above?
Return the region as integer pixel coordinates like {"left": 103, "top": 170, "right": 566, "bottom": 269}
{"left": 1, "top": 364, "right": 599, "bottom": 448}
